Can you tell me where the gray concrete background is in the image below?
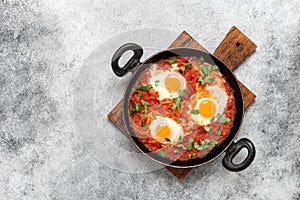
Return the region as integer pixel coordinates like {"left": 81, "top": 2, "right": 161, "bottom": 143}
{"left": 0, "top": 0, "right": 299, "bottom": 199}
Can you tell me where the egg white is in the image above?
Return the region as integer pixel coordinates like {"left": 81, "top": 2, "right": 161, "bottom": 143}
{"left": 190, "top": 85, "right": 228, "bottom": 126}
{"left": 149, "top": 67, "right": 186, "bottom": 100}
{"left": 149, "top": 116, "right": 183, "bottom": 143}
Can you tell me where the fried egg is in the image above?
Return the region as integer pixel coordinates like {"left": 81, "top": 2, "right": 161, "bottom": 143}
{"left": 149, "top": 116, "right": 183, "bottom": 143}
{"left": 149, "top": 68, "right": 186, "bottom": 100}
{"left": 190, "top": 85, "right": 228, "bottom": 125}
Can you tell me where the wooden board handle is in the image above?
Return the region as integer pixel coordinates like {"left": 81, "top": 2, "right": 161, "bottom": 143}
{"left": 213, "top": 26, "right": 257, "bottom": 71}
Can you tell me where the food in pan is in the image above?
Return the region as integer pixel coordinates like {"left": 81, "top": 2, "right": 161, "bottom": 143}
{"left": 128, "top": 56, "right": 236, "bottom": 160}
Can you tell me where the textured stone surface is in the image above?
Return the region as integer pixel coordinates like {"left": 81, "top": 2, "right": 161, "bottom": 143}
{"left": 0, "top": 0, "right": 299, "bottom": 199}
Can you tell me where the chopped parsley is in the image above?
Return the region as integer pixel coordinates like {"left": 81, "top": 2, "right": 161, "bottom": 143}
{"left": 171, "top": 104, "right": 178, "bottom": 111}
{"left": 189, "top": 152, "right": 197, "bottom": 159}
{"left": 155, "top": 80, "right": 159, "bottom": 87}
{"left": 201, "top": 65, "right": 209, "bottom": 77}
{"left": 172, "top": 89, "right": 186, "bottom": 110}
{"left": 187, "top": 138, "right": 194, "bottom": 151}
{"left": 176, "top": 118, "right": 183, "bottom": 122}
{"left": 204, "top": 125, "right": 210, "bottom": 132}
{"left": 178, "top": 88, "right": 185, "bottom": 97}
{"left": 178, "top": 135, "right": 183, "bottom": 143}
{"left": 177, "top": 144, "right": 186, "bottom": 150}
{"left": 141, "top": 99, "right": 149, "bottom": 106}
{"left": 210, "top": 116, "right": 215, "bottom": 122}
{"left": 140, "top": 100, "right": 149, "bottom": 118}
{"left": 140, "top": 121, "right": 148, "bottom": 128}
{"left": 165, "top": 138, "right": 171, "bottom": 142}
{"left": 141, "top": 105, "right": 148, "bottom": 118}
{"left": 135, "top": 84, "right": 152, "bottom": 91}
{"left": 132, "top": 103, "right": 141, "bottom": 112}
{"left": 157, "top": 149, "right": 166, "bottom": 157}
{"left": 211, "top": 138, "right": 219, "bottom": 147}
{"left": 216, "top": 113, "right": 231, "bottom": 123}
{"left": 198, "top": 56, "right": 204, "bottom": 64}
{"left": 137, "top": 92, "right": 142, "bottom": 97}
{"left": 212, "top": 65, "right": 219, "bottom": 71}
{"left": 215, "top": 130, "right": 222, "bottom": 136}
{"left": 198, "top": 76, "right": 215, "bottom": 86}
{"left": 179, "top": 66, "right": 185, "bottom": 73}
{"left": 194, "top": 140, "right": 210, "bottom": 151}
{"left": 193, "top": 142, "right": 203, "bottom": 151}
{"left": 185, "top": 63, "right": 192, "bottom": 68}
{"left": 166, "top": 59, "right": 176, "bottom": 64}
{"left": 174, "top": 149, "right": 179, "bottom": 154}
{"left": 225, "top": 118, "right": 231, "bottom": 122}
{"left": 191, "top": 109, "right": 200, "bottom": 115}
{"left": 198, "top": 76, "right": 206, "bottom": 86}
{"left": 200, "top": 139, "right": 210, "bottom": 149}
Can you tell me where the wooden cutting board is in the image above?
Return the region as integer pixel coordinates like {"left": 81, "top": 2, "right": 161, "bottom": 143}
{"left": 107, "top": 26, "right": 257, "bottom": 180}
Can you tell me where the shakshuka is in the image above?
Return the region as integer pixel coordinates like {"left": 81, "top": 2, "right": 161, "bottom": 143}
{"left": 128, "top": 56, "right": 236, "bottom": 160}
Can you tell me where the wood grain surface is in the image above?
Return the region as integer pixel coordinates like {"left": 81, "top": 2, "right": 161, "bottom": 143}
{"left": 213, "top": 26, "right": 257, "bottom": 71}
{"left": 107, "top": 26, "right": 257, "bottom": 180}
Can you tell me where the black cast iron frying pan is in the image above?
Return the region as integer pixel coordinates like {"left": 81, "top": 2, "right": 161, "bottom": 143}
{"left": 111, "top": 43, "right": 255, "bottom": 171}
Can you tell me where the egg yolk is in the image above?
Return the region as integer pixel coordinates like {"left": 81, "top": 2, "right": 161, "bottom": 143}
{"left": 199, "top": 100, "right": 216, "bottom": 118}
{"left": 156, "top": 124, "right": 171, "bottom": 140}
{"left": 165, "top": 75, "right": 181, "bottom": 92}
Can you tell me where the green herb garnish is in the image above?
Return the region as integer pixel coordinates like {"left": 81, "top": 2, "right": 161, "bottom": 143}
{"left": 194, "top": 142, "right": 203, "bottom": 151}
{"left": 154, "top": 80, "right": 159, "bottom": 87}
{"left": 166, "top": 59, "right": 176, "bottom": 64}
{"left": 211, "top": 139, "right": 219, "bottom": 147}
{"left": 171, "top": 90, "right": 182, "bottom": 110}
{"left": 178, "top": 88, "right": 185, "bottom": 97}
{"left": 212, "top": 65, "right": 219, "bottom": 71}
{"left": 174, "top": 149, "right": 179, "bottom": 154}
{"left": 141, "top": 99, "right": 149, "bottom": 106}
{"left": 210, "top": 116, "right": 215, "bottom": 122}
{"left": 157, "top": 149, "right": 166, "bottom": 157}
{"left": 204, "top": 125, "right": 210, "bottom": 132}
{"left": 216, "top": 113, "right": 231, "bottom": 124}
{"left": 189, "top": 152, "right": 197, "bottom": 159}
{"left": 177, "top": 144, "right": 186, "bottom": 150}
{"left": 204, "top": 76, "right": 215, "bottom": 84}
{"left": 135, "top": 84, "right": 153, "bottom": 91}
{"left": 185, "top": 63, "right": 192, "bottom": 68}
{"left": 200, "top": 139, "right": 210, "bottom": 149}
{"left": 171, "top": 89, "right": 186, "bottom": 110}
{"left": 198, "top": 56, "right": 204, "bottom": 64}
{"left": 176, "top": 118, "right": 182, "bottom": 122}
{"left": 165, "top": 138, "right": 171, "bottom": 142}
{"left": 198, "top": 76, "right": 206, "bottom": 86}
{"left": 179, "top": 66, "right": 185, "bottom": 73}
{"left": 137, "top": 92, "right": 142, "bottom": 97}
{"left": 215, "top": 130, "right": 222, "bottom": 136}
{"left": 140, "top": 121, "right": 148, "bottom": 128}
{"left": 132, "top": 103, "right": 141, "bottom": 112}
{"left": 187, "top": 138, "right": 194, "bottom": 151}
{"left": 178, "top": 135, "right": 183, "bottom": 143}
{"left": 191, "top": 109, "right": 200, "bottom": 115}
{"left": 201, "top": 65, "right": 209, "bottom": 76}
{"left": 198, "top": 75, "right": 215, "bottom": 86}
{"left": 225, "top": 117, "right": 231, "bottom": 122}
{"left": 171, "top": 104, "right": 178, "bottom": 111}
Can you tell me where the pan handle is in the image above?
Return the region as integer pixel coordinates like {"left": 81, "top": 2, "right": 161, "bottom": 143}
{"left": 222, "top": 138, "right": 255, "bottom": 171}
{"left": 111, "top": 43, "right": 143, "bottom": 77}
